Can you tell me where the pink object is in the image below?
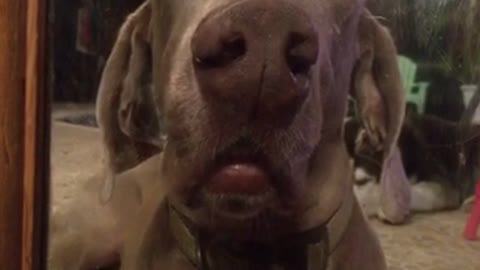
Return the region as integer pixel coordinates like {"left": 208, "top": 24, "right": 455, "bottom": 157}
{"left": 464, "top": 180, "right": 480, "bottom": 241}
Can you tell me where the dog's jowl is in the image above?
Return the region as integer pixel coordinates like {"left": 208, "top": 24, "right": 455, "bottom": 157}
{"left": 90, "top": 0, "right": 407, "bottom": 269}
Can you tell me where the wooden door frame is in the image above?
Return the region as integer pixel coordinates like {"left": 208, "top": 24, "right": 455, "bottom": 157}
{"left": 0, "top": 0, "right": 50, "bottom": 269}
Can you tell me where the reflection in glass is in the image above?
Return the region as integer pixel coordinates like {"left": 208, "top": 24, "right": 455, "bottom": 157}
{"left": 47, "top": 1, "right": 480, "bottom": 270}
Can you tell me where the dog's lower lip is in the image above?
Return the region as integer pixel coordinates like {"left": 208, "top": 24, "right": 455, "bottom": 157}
{"left": 206, "top": 163, "right": 271, "bottom": 195}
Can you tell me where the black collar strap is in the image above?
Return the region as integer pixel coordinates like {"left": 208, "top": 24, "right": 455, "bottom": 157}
{"left": 168, "top": 188, "right": 354, "bottom": 270}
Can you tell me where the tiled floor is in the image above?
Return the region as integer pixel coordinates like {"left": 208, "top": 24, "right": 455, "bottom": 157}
{"left": 50, "top": 103, "right": 480, "bottom": 270}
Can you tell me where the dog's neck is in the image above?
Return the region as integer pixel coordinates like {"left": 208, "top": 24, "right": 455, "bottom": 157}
{"left": 167, "top": 190, "right": 353, "bottom": 270}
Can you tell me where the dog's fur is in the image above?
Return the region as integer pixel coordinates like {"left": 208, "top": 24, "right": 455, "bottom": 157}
{"left": 51, "top": 0, "right": 409, "bottom": 269}
{"left": 345, "top": 111, "right": 480, "bottom": 217}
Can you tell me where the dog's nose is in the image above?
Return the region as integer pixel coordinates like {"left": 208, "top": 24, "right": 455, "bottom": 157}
{"left": 191, "top": 1, "right": 318, "bottom": 124}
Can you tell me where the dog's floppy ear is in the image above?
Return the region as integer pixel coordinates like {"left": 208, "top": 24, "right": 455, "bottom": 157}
{"left": 96, "top": 1, "right": 163, "bottom": 176}
{"left": 378, "top": 146, "right": 411, "bottom": 224}
{"left": 352, "top": 10, "right": 405, "bottom": 157}
{"left": 351, "top": 10, "right": 410, "bottom": 223}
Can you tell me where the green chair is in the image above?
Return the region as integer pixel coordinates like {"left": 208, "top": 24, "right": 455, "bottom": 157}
{"left": 397, "top": 55, "right": 430, "bottom": 114}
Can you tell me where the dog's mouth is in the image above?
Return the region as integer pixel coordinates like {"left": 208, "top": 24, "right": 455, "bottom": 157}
{"left": 199, "top": 139, "right": 283, "bottom": 221}
{"left": 203, "top": 163, "right": 276, "bottom": 220}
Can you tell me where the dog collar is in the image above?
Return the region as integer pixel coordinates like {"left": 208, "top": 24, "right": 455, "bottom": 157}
{"left": 168, "top": 188, "right": 353, "bottom": 270}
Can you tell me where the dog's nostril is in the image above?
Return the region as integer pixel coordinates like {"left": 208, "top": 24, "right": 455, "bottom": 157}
{"left": 194, "top": 33, "right": 247, "bottom": 69}
{"left": 286, "top": 32, "right": 318, "bottom": 75}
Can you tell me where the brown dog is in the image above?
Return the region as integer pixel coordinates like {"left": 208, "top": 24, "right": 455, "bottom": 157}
{"left": 94, "top": 0, "right": 406, "bottom": 269}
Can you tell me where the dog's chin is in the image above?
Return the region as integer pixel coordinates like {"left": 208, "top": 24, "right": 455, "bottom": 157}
{"left": 171, "top": 138, "right": 306, "bottom": 240}
{"left": 202, "top": 162, "right": 281, "bottom": 221}
{"left": 187, "top": 162, "right": 298, "bottom": 240}
{"left": 200, "top": 191, "right": 298, "bottom": 241}
{"left": 202, "top": 188, "right": 276, "bottom": 221}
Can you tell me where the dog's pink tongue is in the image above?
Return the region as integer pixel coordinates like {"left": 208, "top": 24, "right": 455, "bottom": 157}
{"left": 207, "top": 164, "right": 271, "bottom": 194}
